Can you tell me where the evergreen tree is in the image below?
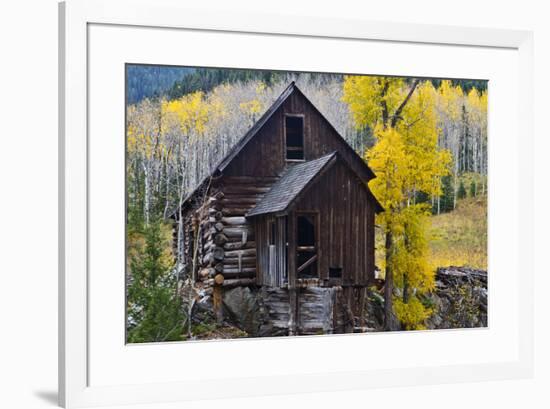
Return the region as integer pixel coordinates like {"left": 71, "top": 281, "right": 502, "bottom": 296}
{"left": 469, "top": 180, "right": 476, "bottom": 197}
{"left": 439, "top": 175, "right": 455, "bottom": 213}
{"left": 127, "top": 221, "right": 183, "bottom": 343}
{"left": 457, "top": 180, "right": 467, "bottom": 200}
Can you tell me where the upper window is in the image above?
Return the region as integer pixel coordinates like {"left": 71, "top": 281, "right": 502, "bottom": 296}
{"left": 285, "top": 116, "right": 304, "bottom": 160}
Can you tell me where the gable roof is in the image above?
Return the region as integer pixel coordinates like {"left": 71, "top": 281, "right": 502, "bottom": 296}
{"left": 217, "top": 82, "right": 376, "bottom": 181}
{"left": 217, "top": 82, "right": 296, "bottom": 171}
{"left": 247, "top": 152, "right": 384, "bottom": 218}
{"left": 246, "top": 152, "right": 337, "bottom": 217}
{"left": 170, "top": 81, "right": 379, "bottom": 217}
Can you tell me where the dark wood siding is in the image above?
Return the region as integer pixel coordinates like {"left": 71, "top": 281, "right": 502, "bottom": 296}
{"left": 224, "top": 90, "right": 372, "bottom": 182}
{"left": 256, "top": 215, "right": 287, "bottom": 287}
{"left": 289, "top": 160, "right": 375, "bottom": 286}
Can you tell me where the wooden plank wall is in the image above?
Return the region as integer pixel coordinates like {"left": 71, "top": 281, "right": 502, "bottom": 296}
{"left": 256, "top": 215, "right": 287, "bottom": 287}
{"left": 291, "top": 161, "right": 375, "bottom": 285}
{"left": 223, "top": 89, "right": 374, "bottom": 183}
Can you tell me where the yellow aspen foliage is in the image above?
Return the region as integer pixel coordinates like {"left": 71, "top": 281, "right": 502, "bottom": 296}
{"left": 342, "top": 76, "right": 405, "bottom": 129}
{"left": 239, "top": 99, "right": 263, "bottom": 116}
{"left": 126, "top": 99, "right": 162, "bottom": 159}
{"left": 391, "top": 205, "right": 436, "bottom": 291}
{"left": 466, "top": 88, "right": 488, "bottom": 126}
{"left": 161, "top": 91, "right": 210, "bottom": 136}
{"left": 437, "top": 80, "right": 464, "bottom": 121}
{"left": 343, "top": 75, "right": 452, "bottom": 329}
{"left": 393, "top": 297, "right": 432, "bottom": 330}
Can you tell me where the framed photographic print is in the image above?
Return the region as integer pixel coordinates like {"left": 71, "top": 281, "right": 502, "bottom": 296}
{"left": 59, "top": 0, "right": 534, "bottom": 407}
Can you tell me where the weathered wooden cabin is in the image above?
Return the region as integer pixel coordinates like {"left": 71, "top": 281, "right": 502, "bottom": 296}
{"left": 172, "top": 82, "right": 383, "bottom": 336}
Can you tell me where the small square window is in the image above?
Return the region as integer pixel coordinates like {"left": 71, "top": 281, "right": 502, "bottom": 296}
{"left": 329, "top": 267, "right": 342, "bottom": 279}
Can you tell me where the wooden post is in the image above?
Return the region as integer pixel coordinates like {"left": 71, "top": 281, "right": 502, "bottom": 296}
{"left": 358, "top": 286, "right": 367, "bottom": 330}
{"left": 213, "top": 284, "right": 223, "bottom": 324}
{"left": 343, "top": 285, "right": 355, "bottom": 333}
{"left": 287, "top": 212, "right": 298, "bottom": 335}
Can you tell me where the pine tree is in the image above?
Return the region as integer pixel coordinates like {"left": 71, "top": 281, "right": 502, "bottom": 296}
{"left": 457, "top": 180, "right": 467, "bottom": 200}
{"left": 127, "top": 221, "right": 183, "bottom": 343}
{"left": 439, "top": 175, "right": 455, "bottom": 213}
{"left": 469, "top": 180, "right": 476, "bottom": 197}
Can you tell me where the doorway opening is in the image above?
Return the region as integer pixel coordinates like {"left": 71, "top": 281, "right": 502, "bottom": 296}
{"left": 296, "top": 214, "right": 318, "bottom": 279}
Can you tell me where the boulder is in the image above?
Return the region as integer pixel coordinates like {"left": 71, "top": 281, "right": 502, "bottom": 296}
{"left": 222, "top": 286, "right": 267, "bottom": 337}
{"left": 425, "top": 267, "right": 488, "bottom": 329}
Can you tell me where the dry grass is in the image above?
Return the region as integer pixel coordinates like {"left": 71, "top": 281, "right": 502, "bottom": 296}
{"left": 374, "top": 195, "right": 488, "bottom": 273}
{"left": 429, "top": 195, "right": 487, "bottom": 270}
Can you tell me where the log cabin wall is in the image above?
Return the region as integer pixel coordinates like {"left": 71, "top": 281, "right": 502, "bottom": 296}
{"left": 213, "top": 176, "right": 278, "bottom": 287}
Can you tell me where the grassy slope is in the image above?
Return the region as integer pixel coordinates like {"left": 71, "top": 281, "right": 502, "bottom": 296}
{"left": 429, "top": 195, "right": 487, "bottom": 270}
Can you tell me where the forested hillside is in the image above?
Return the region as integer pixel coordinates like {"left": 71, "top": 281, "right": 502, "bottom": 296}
{"left": 126, "top": 65, "right": 194, "bottom": 104}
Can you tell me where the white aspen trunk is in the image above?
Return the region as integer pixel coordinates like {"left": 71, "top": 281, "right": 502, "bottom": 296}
{"left": 142, "top": 161, "right": 150, "bottom": 226}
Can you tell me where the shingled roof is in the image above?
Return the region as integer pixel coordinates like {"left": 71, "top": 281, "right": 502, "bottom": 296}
{"left": 246, "top": 153, "right": 337, "bottom": 217}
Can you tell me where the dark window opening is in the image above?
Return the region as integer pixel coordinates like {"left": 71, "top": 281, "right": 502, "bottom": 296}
{"left": 297, "top": 215, "right": 315, "bottom": 247}
{"left": 269, "top": 220, "right": 276, "bottom": 245}
{"left": 285, "top": 116, "right": 304, "bottom": 160}
{"left": 329, "top": 267, "right": 342, "bottom": 279}
{"left": 296, "top": 214, "right": 317, "bottom": 279}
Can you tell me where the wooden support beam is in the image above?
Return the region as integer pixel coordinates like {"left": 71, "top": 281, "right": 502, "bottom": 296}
{"left": 287, "top": 212, "right": 298, "bottom": 335}
{"left": 297, "top": 254, "right": 318, "bottom": 273}
{"left": 220, "top": 270, "right": 256, "bottom": 279}
{"left": 225, "top": 248, "right": 256, "bottom": 258}
{"left": 222, "top": 278, "right": 256, "bottom": 287}
{"left": 222, "top": 267, "right": 256, "bottom": 274}
{"left": 223, "top": 241, "right": 256, "bottom": 250}
{"left": 221, "top": 216, "right": 247, "bottom": 225}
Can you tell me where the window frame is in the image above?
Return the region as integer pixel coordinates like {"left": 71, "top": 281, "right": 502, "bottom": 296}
{"left": 295, "top": 211, "right": 320, "bottom": 279}
{"left": 283, "top": 113, "right": 306, "bottom": 162}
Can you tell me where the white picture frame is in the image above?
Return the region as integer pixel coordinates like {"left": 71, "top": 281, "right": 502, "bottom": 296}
{"left": 59, "top": 0, "right": 534, "bottom": 407}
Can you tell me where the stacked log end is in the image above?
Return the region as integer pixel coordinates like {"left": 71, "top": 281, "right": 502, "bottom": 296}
{"left": 181, "top": 177, "right": 277, "bottom": 295}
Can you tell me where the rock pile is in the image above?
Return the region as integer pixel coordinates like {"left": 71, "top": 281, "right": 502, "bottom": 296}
{"left": 425, "top": 266, "right": 487, "bottom": 329}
